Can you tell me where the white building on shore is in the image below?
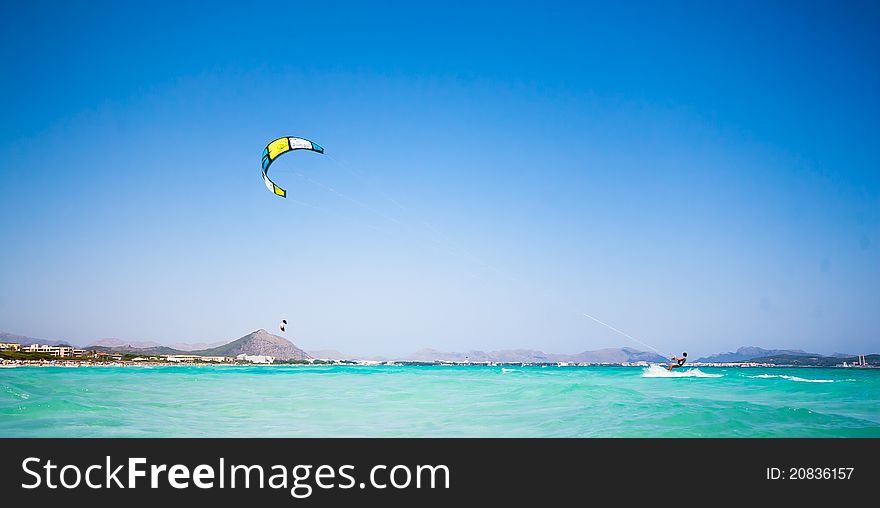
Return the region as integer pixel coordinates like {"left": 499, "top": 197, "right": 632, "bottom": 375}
{"left": 164, "top": 355, "right": 201, "bottom": 362}
{"left": 164, "top": 355, "right": 231, "bottom": 363}
{"left": 236, "top": 354, "right": 274, "bottom": 364}
{"left": 200, "top": 356, "right": 231, "bottom": 363}
{"left": 23, "top": 344, "right": 86, "bottom": 357}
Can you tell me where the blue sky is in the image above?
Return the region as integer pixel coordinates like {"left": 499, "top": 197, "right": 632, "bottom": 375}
{"left": 1, "top": 1, "right": 877, "bottom": 357}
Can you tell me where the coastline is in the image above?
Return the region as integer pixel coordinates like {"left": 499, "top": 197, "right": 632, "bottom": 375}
{"left": 2, "top": 359, "right": 876, "bottom": 369}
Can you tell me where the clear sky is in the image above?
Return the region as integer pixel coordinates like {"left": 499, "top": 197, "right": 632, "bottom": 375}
{"left": 1, "top": 1, "right": 878, "bottom": 357}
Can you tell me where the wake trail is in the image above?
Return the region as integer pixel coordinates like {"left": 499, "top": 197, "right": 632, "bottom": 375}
{"left": 748, "top": 374, "right": 835, "bottom": 383}
{"left": 642, "top": 365, "right": 722, "bottom": 378}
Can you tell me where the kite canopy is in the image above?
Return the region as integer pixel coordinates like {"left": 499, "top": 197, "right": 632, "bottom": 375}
{"left": 261, "top": 137, "right": 324, "bottom": 198}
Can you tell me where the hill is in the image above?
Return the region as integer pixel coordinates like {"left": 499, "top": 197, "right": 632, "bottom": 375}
{"left": 170, "top": 340, "right": 228, "bottom": 351}
{"left": 696, "top": 347, "right": 813, "bottom": 363}
{"left": 91, "top": 338, "right": 163, "bottom": 349}
{"left": 0, "top": 332, "right": 72, "bottom": 347}
{"left": 403, "top": 347, "right": 666, "bottom": 363}
{"left": 85, "top": 345, "right": 186, "bottom": 355}
{"left": 193, "top": 329, "right": 311, "bottom": 360}
{"left": 568, "top": 347, "right": 667, "bottom": 363}
{"left": 86, "top": 338, "right": 227, "bottom": 352}
{"left": 78, "top": 330, "right": 311, "bottom": 360}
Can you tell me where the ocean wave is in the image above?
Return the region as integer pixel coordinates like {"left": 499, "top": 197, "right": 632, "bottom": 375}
{"left": 641, "top": 365, "right": 722, "bottom": 378}
{"left": 2, "top": 385, "right": 30, "bottom": 399}
{"left": 501, "top": 368, "right": 518, "bottom": 373}
{"left": 749, "top": 374, "right": 834, "bottom": 383}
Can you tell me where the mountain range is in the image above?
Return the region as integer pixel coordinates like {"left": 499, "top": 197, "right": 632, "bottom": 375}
{"left": 695, "top": 347, "right": 813, "bottom": 363}
{"left": 399, "top": 347, "right": 667, "bottom": 363}
{"left": 84, "top": 330, "right": 310, "bottom": 361}
{"left": 0, "top": 332, "right": 71, "bottom": 347}
{"left": 1, "top": 330, "right": 870, "bottom": 364}
{"left": 89, "top": 338, "right": 228, "bottom": 351}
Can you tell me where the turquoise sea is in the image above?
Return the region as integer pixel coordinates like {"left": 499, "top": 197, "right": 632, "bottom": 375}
{"left": 1, "top": 365, "right": 878, "bottom": 437}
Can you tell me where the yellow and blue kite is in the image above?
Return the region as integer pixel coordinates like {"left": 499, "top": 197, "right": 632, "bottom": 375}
{"left": 261, "top": 136, "right": 324, "bottom": 198}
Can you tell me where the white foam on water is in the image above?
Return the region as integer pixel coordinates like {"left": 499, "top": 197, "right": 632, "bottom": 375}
{"left": 749, "top": 374, "right": 834, "bottom": 383}
{"left": 2, "top": 386, "right": 30, "bottom": 399}
{"left": 501, "top": 368, "right": 518, "bottom": 373}
{"left": 641, "top": 365, "right": 722, "bottom": 378}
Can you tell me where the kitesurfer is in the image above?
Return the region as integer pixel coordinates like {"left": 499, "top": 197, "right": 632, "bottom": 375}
{"left": 667, "top": 352, "right": 687, "bottom": 371}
